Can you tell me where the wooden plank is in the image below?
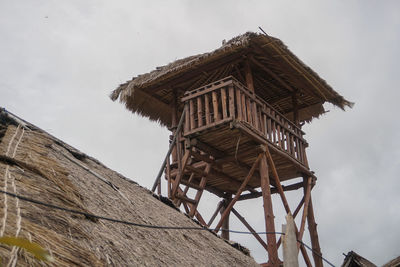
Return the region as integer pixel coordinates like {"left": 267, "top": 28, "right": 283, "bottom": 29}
{"left": 172, "top": 150, "right": 191, "bottom": 197}
{"left": 298, "top": 176, "right": 312, "bottom": 245}
{"left": 241, "top": 91, "right": 247, "bottom": 122}
{"left": 232, "top": 207, "right": 269, "bottom": 252}
{"left": 175, "top": 194, "right": 197, "bottom": 205}
{"left": 228, "top": 86, "right": 235, "bottom": 118}
{"left": 260, "top": 154, "right": 280, "bottom": 265}
{"left": 189, "top": 163, "right": 211, "bottom": 217}
{"left": 181, "top": 79, "right": 233, "bottom": 101}
{"left": 184, "top": 103, "right": 190, "bottom": 133}
{"left": 244, "top": 59, "right": 255, "bottom": 92}
{"left": 246, "top": 97, "right": 252, "bottom": 125}
{"left": 207, "top": 200, "right": 224, "bottom": 227}
{"left": 214, "top": 153, "right": 263, "bottom": 233}
{"left": 189, "top": 99, "right": 196, "bottom": 130}
{"left": 205, "top": 94, "right": 211, "bottom": 125}
{"left": 235, "top": 88, "right": 242, "bottom": 120}
{"left": 212, "top": 90, "right": 220, "bottom": 122}
{"left": 221, "top": 87, "right": 228, "bottom": 119}
{"left": 197, "top": 96, "right": 203, "bottom": 127}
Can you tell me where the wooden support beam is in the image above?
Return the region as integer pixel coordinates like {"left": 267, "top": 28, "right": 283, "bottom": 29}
{"left": 244, "top": 59, "right": 255, "bottom": 92}
{"left": 265, "top": 146, "right": 291, "bottom": 215}
{"left": 298, "top": 177, "right": 312, "bottom": 246}
{"left": 231, "top": 208, "right": 269, "bottom": 252}
{"left": 220, "top": 195, "right": 232, "bottom": 240}
{"left": 171, "top": 150, "right": 191, "bottom": 197}
{"left": 207, "top": 200, "right": 224, "bottom": 227}
{"left": 238, "top": 181, "right": 305, "bottom": 201}
{"left": 214, "top": 153, "right": 263, "bottom": 233}
{"left": 259, "top": 153, "right": 280, "bottom": 265}
{"left": 249, "top": 55, "right": 294, "bottom": 93}
{"left": 305, "top": 187, "right": 323, "bottom": 267}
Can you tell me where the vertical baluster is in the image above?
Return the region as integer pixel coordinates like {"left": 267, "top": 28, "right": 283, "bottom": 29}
{"left": 221, "top": 87, "right": 228, "bottom": 119}
{"left": 236, "top": 88, "right": 242, "bottom": 120}
{"left": 184, "top": 102, "right": 190, "bottom": 133}
{"left": 258, "top": 105, "right": 264, "bottom": 133}
{"left": 252, "top": 100, "right": 258, "bottom": 130}
{"left": 267, "top": 107, "right": 272, "bottom": 141}
{"left": 290, "top": 133, "right": 295, "bottom": 157}
{"left": 189, "top": 99, "right": 196, "bottom": 130}
{"left": 205, "top": 94, "right": 211, "bottom": 125}
{"left": 276, "top": 115, "right": 282, "bottom": 149}
{"left": 197, "top": 96, "right": 203, "bottom": 127}
{"left": 246, "top": 97, "right": 252, "bottom": 125}
{"left": 271, "top": 110, "right": 276, "bottom": 144}
{"left": 284, "top": 121, "right": 290, "bottom": 154}
{"left": 241, "top": 91, "right": 247, "bottom": 122}
{"left": 295, "top": 136, "right": 300, "bottom": 160}
{"left": 212, "top": 90, "right": 220, "bottom": 122}
{"left": 229, "top": 86, "right": 235, "bottom": 119}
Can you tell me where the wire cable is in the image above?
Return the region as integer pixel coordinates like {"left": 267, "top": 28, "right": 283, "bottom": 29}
{"left": 0, "top": 189, "right": 335, "bottom": 266}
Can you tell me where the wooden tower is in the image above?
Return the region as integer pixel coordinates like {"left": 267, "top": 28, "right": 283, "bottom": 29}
{"left": 111, "top": 32, "right": 352, "bottom": 266}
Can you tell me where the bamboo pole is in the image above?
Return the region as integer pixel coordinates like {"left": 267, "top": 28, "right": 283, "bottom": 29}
{"left": 151, "top": 109, "right": 186, "bottom": 192}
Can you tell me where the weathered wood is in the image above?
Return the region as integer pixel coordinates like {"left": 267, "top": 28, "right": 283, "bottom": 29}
{"left": 189, "top": 99, "right": 196, "bottom": 130}
{"left": 205, "top": 94, "right": 211, "bottom": 125}
{"left": 207, "top": 200, "right": 224, "bottom": 227}
{"left": 221, "top": 88, "right": 228, "bottom": 119}
{"left": 220, "top": 195, "right": 232, "bottom": 240}
{"left": 197, "top": 96, "right": 203, "bottom": 127}
{"left": 228, "top": 86, "right": 235, "bottom": 118}
{"left": 232, "top": 207, "right": 269, "bottom": 252}
{"left": 175, "top": 193, "right": 197, "bottom": 205}
{"left": 214, "top": 153, "right": 263, "bottom": 233}
{"left": 212, "top": 91, "right": 220, "bottom": 122}
{"left": 244, "top": 59, "right": 255, "bottom": 92}
{"left": 189, "top": 163, "right": 211, "bottom": 217}
{"left": 298, "top": 176, "right": 312, "bottom": 245}
{"left": 306, "top": 188, "right": 323, "bottom": 267}
{"left": 259, "top": 154, "right": 280, "bottom": 265}
{"left": 171, "top": 149, "right": 191, "bottom": 197}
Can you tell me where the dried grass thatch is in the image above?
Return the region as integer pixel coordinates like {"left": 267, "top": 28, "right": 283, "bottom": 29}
{"left": 111, "top": 32, "right": 353, "bottom": 127}
{"left": 0, "top": 109, "right": 259, "bottom": 266}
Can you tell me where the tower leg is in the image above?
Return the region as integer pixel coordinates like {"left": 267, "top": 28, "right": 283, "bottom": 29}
{"left": 220, "top": 194, "right": 232, "bottom": 240}
{"left": 260, "top": 154, "right": 279, "bottom": 266}
{"left": 307, "top": 197, "right": 323, "bottom": 267}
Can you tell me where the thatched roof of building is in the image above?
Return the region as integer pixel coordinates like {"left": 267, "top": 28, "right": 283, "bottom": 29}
{"left": 0, "top": 108, "right": 259, "bottom": 266}
{"left": 111, "top": 32, "right": 353, "bottom": 126}
{"left": 341, "top": 251, "right": 377, "bottom": 267}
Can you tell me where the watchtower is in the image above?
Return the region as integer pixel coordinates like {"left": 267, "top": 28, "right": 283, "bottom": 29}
{"left": 111, "top": 32, "right": 352, "bottom": 266}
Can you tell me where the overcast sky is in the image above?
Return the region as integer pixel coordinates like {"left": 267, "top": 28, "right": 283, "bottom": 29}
{"left": 1, "top": 1, "right": 399, "bottom": 266}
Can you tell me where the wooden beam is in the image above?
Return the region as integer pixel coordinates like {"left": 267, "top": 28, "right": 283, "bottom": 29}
{"left": 265, "top": 147, "right": 291, "bottom": 214}
{"left": 207, "top": 200, "right": 224, "bottom": 227}
{"left": 220, "top": 195, "right": 232, "bottom": 240}
{"left": 259, "top": 153, "right": 280, "bottom": 265}
{"left": 231, "top": 207, "right": 269, "bottom": 252}
{"left": 297, "top": 177, "right": 312, "bottom": 246}
{"left": 305, "top": 185, "right": 323, "bottom": 267}
{"left": 250, "top": 55, "right": 294, "bottom": 93}
{"left": 244, "top": 59, "right": 255, "bottom": 92}
{"left": 214, "top": 153, "right": 263, "bottom": 233}
{"left": 238, "top": 181, "right": 305, "bottom": 201}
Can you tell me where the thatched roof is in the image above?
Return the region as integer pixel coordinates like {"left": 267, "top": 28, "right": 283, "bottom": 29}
{"left": 0, "top": 108, "right": 259, "bottom": 266}
{"left": 342, "top": 251, "right": 377, "bottom": 267}
{"left": 111, "top": 32, "right": 353, "bottom": 126}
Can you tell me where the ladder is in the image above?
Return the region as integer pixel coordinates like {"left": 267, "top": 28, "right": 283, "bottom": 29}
{"left": 170, "top": 148, "right": 213, "bottom": 219}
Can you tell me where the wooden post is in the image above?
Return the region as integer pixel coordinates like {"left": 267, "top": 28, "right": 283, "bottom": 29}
{"left": 220, "top": 194, "right": 232, "bottom": 240}
{"left": 292, "top": 92, "right": 299, "bottom": 126}
{"left": 283, "top": 214, "right": 299, "bottom": 267}
{"left": 305, "top": 188, "right": 323, "bottom": 267}
{"left": 244, "top": 59, "right": 255, "bottom": 92}
{"left": 260, "top": 153, "right": 279, "bottom": 265}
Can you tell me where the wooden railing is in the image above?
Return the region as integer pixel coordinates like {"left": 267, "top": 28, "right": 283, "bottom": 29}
{"left": 181, "top": 76, "right": 308, "bottom": 165}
